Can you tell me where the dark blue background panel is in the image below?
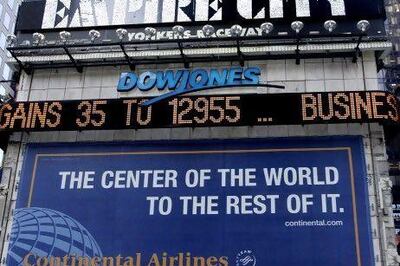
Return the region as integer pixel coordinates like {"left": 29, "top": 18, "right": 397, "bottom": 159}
{"left": 11, "top": 137, "right": 372, "bottom": 266}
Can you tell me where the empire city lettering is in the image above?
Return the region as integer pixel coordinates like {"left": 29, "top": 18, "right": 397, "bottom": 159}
{"left": 42, "top": 0, "right": 346, "bottom": 29}
{"left": 23, "top": 252, "right": 229, "bottom": 266}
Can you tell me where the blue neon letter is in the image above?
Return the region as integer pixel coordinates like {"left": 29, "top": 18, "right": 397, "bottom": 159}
{"left": 156, "top": 70, "right": 184, "bottom": 91}
{"left": 243, "top": 67, "right": 261, "bottom": 84}
{"left": 117, "top": 72, "right": 138, "bottom": 92}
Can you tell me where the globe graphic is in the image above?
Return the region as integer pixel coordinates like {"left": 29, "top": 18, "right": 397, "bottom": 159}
{"left": 7, "top": 208, "right": 102, "bottom": 266}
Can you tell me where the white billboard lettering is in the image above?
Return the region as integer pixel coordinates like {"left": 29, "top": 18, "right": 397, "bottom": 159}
{"left": 328, "top": 0, "right": 346, "bottom": 16}
{"left": 41, "top": 0, "right": 347, "bottom": 29}
{"left": 113, "top": 0, "right": 128, "bottom": 25}
{"left": 42, "top": 0, "right": 58, "bottom": 28}
{"left": 128, "top": 0, "right": 143, "bottom": 12}
{"left": 144, "top": 0, "right": 160, "bottom": 23}
{"left": 68, "top": 10, "right": 81, "bottom": 27}
{"left": 195, "top": 0, "right": 209, "bottom": 21}
{"left": 209, "top": 0, "right": 222, "bottom": 20}
{"left": 296, "top": 0, "right": 311, "bottom": 17}
{"left": 237, "top": 0, "right": 256, "bottom": 19}
{"left": 93, "top": 0, "right": 109, "bottom": 26}
{"left": 270, "top": 0, "right": 284, "bottom": 18}
{"left": 162, "top": 0, "right": 176, "bottom": 22}
{"left": 178, "top": 0, "right": 193, "bottom": 22}
{"left": 79, "top": 0, "right": 95, "bottom": 26}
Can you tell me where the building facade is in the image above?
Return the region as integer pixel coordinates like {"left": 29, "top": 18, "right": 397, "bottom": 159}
{"left": 0, "top": 0, "right": 399, "bottom": 265}
{"left": 383, "top": 0, "right": 400, "bottom": 256}
{"left": 0, "top": 0, "right": 17, "bottom": 97}
{"left": 0, "top": 0, "right": 18, "bottom": 166}
{"left": 385, "top": 0, "right": 400, "bottom": 66}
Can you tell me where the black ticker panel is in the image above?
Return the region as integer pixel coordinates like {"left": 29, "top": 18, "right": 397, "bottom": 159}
{"left": 0, "top": 91, "right": 399, "bottom": 132}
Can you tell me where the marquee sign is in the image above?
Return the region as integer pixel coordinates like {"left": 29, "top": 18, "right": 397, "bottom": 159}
{"left": 0, "top": 91, "right": 398, "bottom": 132}
{"left": 16, "top": 0, "right": 386, "bottom": 39}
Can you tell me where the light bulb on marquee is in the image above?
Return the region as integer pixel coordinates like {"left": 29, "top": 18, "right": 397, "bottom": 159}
{"left": 116, "top": 28, "right": 128, "bottom": 40}
{"left": 89, "top": 30, "right": 101, "bottom": 42}
{"left": 324, "top": 20, "right": 337, "bottom": 33}
{"left": 32, "top": 32, "right": 45, "bottom": 45}
{"left": 357, "top": 20, "right": 370, "bottom": 33}
{"left": 144, "top": 27, "right": 157, "bottom": 38}
{"left": 172, "top": 25, "right": 185, "bottom": 37}
{"left": 230, "top": 24, "right": 243, "bottom": 37}
{"left": 6, "top": 34, "right": 17, "bottom": 46}
{"left": 59, "top": 31, "right": 71, "bottom": 42}
{"left": 202, "top": 25, "right": 215, "bottom": 37}
{"left": 291, "top": 21, "right": 304, "bottom": 34}
{"left": 260, "top": 22, "right": 274, "bottom": 34}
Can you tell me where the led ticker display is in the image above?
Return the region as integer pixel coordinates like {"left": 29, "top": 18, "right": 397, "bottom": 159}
{"left": 0, "top": 91, "right": 398, "bottom": 132}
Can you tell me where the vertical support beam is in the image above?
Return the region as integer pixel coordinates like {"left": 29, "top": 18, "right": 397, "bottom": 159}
{"left": 236, "top": 38, "right": 245, "bottom": 67}
{"left": 63, "top": 46, "right": 83, "bottom": 73}
{"left": 119, "top": 43, "right": 136, "bottom": 71}
{"left": 178, "top": 41, "right": 189, "bottom": 69}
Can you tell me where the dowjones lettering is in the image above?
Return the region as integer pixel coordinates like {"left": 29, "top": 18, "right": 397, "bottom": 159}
{"left": 117, "top": 67, "right": 260, "bottom": 95}
{"left": 117, "top": 67, "right": 261, "bottom": 106}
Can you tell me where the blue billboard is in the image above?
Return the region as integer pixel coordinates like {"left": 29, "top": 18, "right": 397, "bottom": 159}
{"left": 8, "top": 137, "right": 372, "bottom": 266}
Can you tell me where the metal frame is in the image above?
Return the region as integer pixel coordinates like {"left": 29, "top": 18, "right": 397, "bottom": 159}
{"left": 7, "top": 33, "right": 387, "bottom": 74}
{"left": 295, "top": 37, "right": 301, "bottom": 65}
{"left": 234, "top": 38, "right": 245, "bottom": 67}
{"left": 0, "top": 79, "right": 18, "bottom": 97}
{"left": 119, "top": 43, "right": 136, "bottom": 70}
{"left": 177, "top": 41, "right": 189, "bottom": 68}
{"left": 352, "top": 35, "right": 364, "bottom": 63}
{"left": 63, "top": 45, "right": 83, "bottom": 73}
{"left": 11, "top": 32, "right": 375, "bottom": 50}
{"left": 9, "top": 52, "right": 357, "bottom": 70}
{"left": 8, "top": 50, "right": 31, "bottom": 75}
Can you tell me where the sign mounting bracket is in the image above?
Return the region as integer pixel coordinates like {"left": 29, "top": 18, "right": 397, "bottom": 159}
{"left": 352, "top": 35, "right": 364, "bottom": 63}
{"left": 63, "top": 46, "right": 83, "bottom": 73}
{"left": 177, "top": 41, "right": 189, "bottom": 69}
{"left": 236, "top": 39, "right": 245, "bottom": 67}
{"left": 119, "top": 43, "right": 136, "bottom": 71}
{"left": 9, "top": 50, "right": 31, "bottom": 75}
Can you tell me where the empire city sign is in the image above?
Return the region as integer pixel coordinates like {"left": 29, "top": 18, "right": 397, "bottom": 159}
{"left": 41, "top": 0, "right": 346, "bottom": 28}
{"left": 116, "top": 67, "right": 281, "bottom": 106}
{"left": 16, "top": 0, "right": 385, "bottom": 33}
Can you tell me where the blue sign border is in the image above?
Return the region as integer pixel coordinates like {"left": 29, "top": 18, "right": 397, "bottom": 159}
{"left": 16, "top": 136, "right": 373, "bottom": 265}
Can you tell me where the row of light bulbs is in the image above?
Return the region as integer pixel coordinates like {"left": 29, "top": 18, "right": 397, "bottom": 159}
{"left": 7, "top": 20, "right": 371, "bottom": 46}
